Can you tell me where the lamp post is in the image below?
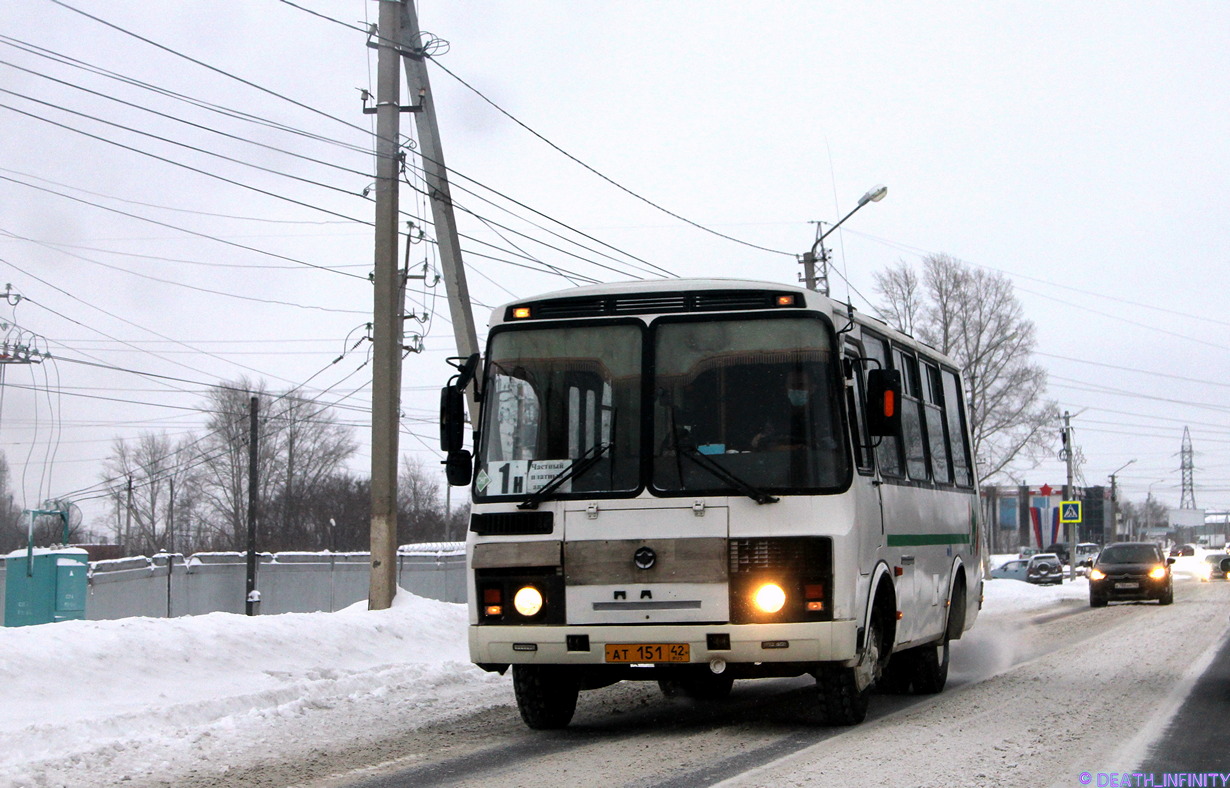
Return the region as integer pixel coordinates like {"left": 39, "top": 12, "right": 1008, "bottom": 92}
{"left": 1108, "top": 459, "right": 1136, "bottom": 541}
{"left": 1145, "top": 479, "right": 1165, "bottom": 542}
{"left": 802, "top": 184, "right": 887, "bottom": 295}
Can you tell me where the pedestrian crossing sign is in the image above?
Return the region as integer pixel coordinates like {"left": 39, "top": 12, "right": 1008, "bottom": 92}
{"left": 1060, "top": 501, "right": 1082, "bottom": 524}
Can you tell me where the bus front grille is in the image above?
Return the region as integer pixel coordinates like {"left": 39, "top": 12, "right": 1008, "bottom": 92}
{"left": 729, "top": 537, "right": 831, "bottom": 573}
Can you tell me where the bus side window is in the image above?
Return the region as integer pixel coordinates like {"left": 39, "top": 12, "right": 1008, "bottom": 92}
{"left": 863, "top": 333, "right": 902, "bottom": 478}
{"left": 894, "top": 348, "right": 929, "bottom": 482}
{"left": 923, "top": 361, "right": 952, "bottom": 484}
{"left": 942, "top": 368, "right": 974, "bottom": 487}
{"left": 844, "top": 345, "right": 873, "bottom": 474}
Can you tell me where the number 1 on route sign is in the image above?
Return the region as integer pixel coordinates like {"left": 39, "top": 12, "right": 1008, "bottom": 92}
{"left": 1060, "top": 501, "right": 1082, "bottom": 524}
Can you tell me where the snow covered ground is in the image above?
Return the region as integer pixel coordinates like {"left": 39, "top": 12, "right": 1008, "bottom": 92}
{"left": 0, "top": 554, "right": 1215, "bottom": 787}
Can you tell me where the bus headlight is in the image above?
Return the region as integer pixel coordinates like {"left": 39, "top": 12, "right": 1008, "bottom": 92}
{"left": 513, "top": 586, "right": 544, "bottom": 617}
{"left": 753, "top": 583, "right": 786, "bottom": 614}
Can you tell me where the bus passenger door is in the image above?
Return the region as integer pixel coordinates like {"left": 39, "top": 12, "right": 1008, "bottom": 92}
{"left": 845, "top": 344, "right": 884, "bottom": 575}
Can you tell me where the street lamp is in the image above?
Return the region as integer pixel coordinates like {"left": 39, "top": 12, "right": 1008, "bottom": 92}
{"left": 802, "top": 184, "right": 887, "bottom": 295}
{"left": 1108, "top": 459, "right": 1136, "bottom": 541}
{"left": 1145, "top": 479, "right": 1166, "bottom": 542}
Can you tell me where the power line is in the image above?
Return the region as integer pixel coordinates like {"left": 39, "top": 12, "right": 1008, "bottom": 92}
{"left": 0, "top": 59, "right": 373, "bottom": 181}
{"left": 46, "top": 0, "right": 375, "bottom": 139}
{"left": 3, "top": 229, "right": 368, "bottom": 316}
{"left": 0, "top": 174, "right": 368, "bottom": 280}
{"left": 0, "top": 166, "right": 357, "bottom": 226}
{"left": 0, "top": 34, "right": 372, "bottom": 156}
{"left": 0, "top": 94, "right": 372, "bottom": 226}
{"left": 427, "top": 56, "right": 795, "bottom": 258}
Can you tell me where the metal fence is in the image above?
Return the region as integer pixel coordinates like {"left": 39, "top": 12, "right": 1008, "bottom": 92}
{"left": 1, "top": 543, "right": 466, "bottom": 623}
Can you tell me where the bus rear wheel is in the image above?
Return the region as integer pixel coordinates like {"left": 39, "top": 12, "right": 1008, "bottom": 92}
{"left": 512, "top": 665, "right": 580, "bottom": 730}
{"left": 910, "top": 637, "right": 949, "bottom": 694}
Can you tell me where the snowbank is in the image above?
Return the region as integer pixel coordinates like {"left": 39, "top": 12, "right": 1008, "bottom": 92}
{"left": 0, "top": 588, "right": 501, "bottom": 786}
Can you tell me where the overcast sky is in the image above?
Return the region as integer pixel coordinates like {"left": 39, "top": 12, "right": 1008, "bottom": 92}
{"left": 1, "top": 1, "right": 1227, "bottom": 534}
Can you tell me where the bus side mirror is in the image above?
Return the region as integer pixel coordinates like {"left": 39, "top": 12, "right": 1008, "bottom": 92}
{"left": 440, "top": 385, "right": 473, "bottom": 486}
{"left": 865, "top": 369, "right": 902, "bottom": 437}
{"left": 440, "top": 386, "right": 466, "bottom": 453}
{"left": 444, "top": 449, "right": 473, "bottom": 487}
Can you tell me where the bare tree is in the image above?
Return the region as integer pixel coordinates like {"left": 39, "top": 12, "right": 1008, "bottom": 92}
{"left": 873, "top": 254, "right": 1058, "bottom": 482}
{"left": 193, "top": 378, "right": 358, "bottom": 552}
{"left": 100, "top": 432, "right": 199, "bottom": 555}
{"left": 0, "top": 452, "right": 27, "bottom": 551}
{"left": 870, "top": 260, "right": 922, "bottom": 337}
{"left": 262, "top": 394, "right": 358, "bottom": 551}
{"left": 398, "top": 455, "right": 447, "bottom": 544}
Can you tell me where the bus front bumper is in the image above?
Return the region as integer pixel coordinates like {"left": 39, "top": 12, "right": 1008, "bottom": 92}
{"left": 469, "top": 619, "right": 858, "bottom": 667}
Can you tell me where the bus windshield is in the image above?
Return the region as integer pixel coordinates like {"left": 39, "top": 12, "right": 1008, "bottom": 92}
{"left": 476, "top": 323, "right": 641, "bottom": 500}
{"left": 652, "top": 316, "right": 849, "bottom": 494}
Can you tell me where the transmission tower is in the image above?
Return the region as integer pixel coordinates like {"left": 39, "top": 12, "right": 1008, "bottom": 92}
{"left": 1179, "top": 426, "right": 1196, "bottom": 509}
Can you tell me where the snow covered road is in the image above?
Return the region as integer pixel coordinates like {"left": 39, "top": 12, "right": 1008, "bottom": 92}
{"left": 4, "top": 574, "right": 1227, "bottom": 787}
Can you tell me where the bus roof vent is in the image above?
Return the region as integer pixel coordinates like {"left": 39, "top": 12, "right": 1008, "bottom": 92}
{"left": 611, "top": 293, "right": 689, "bottom": 313}
{"left": 506, "top": 289, "right": 803, "bottom": 322}
{"left": 693, "top": 291, "right": 779, "bottom": 311}
{"left": 531, "top": 298, "right": 608, "bottom": 320}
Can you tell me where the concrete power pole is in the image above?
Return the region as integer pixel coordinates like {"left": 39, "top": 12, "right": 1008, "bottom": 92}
{"left": 369, "top": 0, "right": 405, "bottom": 611}
{"left": 1062, "top": 411, "right": 1076, "bottom": 581}
{"left": 398, "top": 1, "right": 480, "bottom": 415}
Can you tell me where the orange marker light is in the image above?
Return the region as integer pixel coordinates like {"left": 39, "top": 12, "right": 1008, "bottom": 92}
{"left": 485, "top": 605, "right": 503, "bottom": 616}
{"left": 512, "top": 306, "right": 532, "bottom": 319}
{"left": 883, "top": 390, "right": 896, "bottom": 418}
{"left": 776, "top": 294, "right": 796, "bottom": 307}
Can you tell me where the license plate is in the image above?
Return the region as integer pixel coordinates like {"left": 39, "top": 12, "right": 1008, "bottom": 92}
{"left": 605, "top": 643, "right": 690, "bottom": 663}
{"left": 1115, "top": 582, "right": 1139, "bottom": 589}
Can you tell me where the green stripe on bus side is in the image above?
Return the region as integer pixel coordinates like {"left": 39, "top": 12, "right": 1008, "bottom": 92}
{"left": 886, "top": 533, "right": 971, "bottom": 547}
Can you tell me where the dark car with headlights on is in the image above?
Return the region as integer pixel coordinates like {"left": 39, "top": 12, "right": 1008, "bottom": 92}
{"left": 1086, "top": 542, "right": 1174, "bottom": 607}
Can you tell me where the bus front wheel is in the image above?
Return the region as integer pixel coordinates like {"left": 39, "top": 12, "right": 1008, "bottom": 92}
{"left": 816, "top": 612, "right": 885, "bottom": 725}
{"left": 512, "top": 665, "right": 580, "bottom": 730}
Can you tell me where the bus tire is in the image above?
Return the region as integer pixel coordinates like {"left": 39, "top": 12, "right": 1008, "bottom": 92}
{"left": 658, "top": 671, "right": 734, "bottom": 701}
{"left": 817, "top": 609, "right": 884, "bottom": 724}
{"left": 878, "top": 650, "right": 916, "bottom": 695}
{"left": 512, "top": 665, "right": 579, "bottom": 730}
{"left": 910, "top": 637, "right": 950, "bottom": 694}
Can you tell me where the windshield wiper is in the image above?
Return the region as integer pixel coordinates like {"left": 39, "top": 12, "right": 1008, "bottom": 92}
{"left": 658, "top": 387, "right": 776, "bottom": 505}
{"left": 681, "top": 448, "right": 779, "bottom": 505}
{"left": 517, "top": 443, "right": 612, "bottom": 510}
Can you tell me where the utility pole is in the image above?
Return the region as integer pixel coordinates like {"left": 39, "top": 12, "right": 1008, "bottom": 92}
{"left": 399, "top": 0, "right": 480, "bottom": 416}
{"left": 1062, "top": 411, "right": 1076, "bottom": 581}
{"left": 1108, "top": 458, "right": 1135, "bottom": 542}
{"left": 369, "top": 0, "right": 405, "bottom": 611}
{"left": 245, "top": 395, "right": 260, "bottom": 616}
{"left": 800, "top": 185, "right": 887, "bottom": 296}
{"left": 125, "top": 475, "right": 133, "bottom": 553}
{"left": 1109, "top": 473, "right": 1120, "bottom": 541}
{"left": 801, "top": 221, "right": 830, "bottom": 294}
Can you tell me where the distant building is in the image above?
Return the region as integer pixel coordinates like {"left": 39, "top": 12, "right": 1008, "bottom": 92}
{"left": 981, "top": 484, "right": 1110, "bottom": 553}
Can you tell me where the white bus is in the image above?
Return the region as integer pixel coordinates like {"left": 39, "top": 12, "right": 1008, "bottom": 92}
{"left": 439, "top": 278, "right": 982, "bottom": 729}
